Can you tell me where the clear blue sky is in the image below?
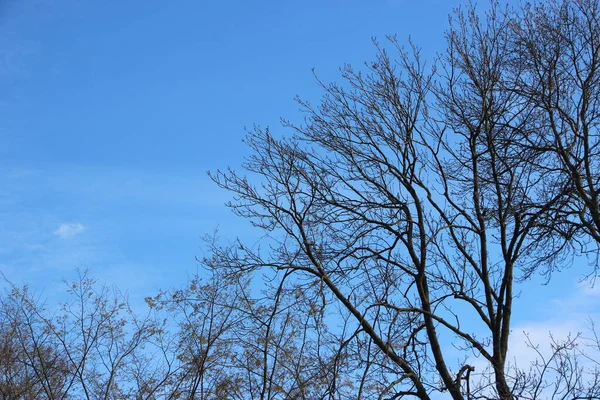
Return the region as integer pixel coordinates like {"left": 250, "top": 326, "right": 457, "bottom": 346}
{"left": 0, "top": 0, "right": 459, "bottom": 290}
{"left": 0, "top": 0, "right": 597, "bottom": 347}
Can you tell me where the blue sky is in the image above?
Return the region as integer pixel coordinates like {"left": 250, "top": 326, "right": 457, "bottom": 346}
{"left": 0, "top": 0, "right": 459, "bottom": 292}
{"left": 0, "top": 0, "right": 598, "bottom": 354}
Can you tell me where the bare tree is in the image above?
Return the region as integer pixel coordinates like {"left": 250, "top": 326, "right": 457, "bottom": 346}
{"left": 0, "top": 271, "right": 163, "bottom": 400}
{"left": 146, "top": 264, "right": 351, "bottom": 400}
{"left": 208, "top": 1, "right": 600, "bottom": 399}
{"left": 0, "top": 285, "right": 70, "bottom": 400}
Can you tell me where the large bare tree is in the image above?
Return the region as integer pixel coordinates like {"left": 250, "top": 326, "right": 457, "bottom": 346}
{"left": 208, "top": 1, "right": 600, "bottom": 399}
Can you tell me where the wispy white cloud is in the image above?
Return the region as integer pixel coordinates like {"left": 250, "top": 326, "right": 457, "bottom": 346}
{"left": 459, "top": 280, "right": 600, "bottom": 396}
{"left": 503, "top": 281, "right": 599, "bottom": 363}
{"left": 54, "top": 222, "right": 86, "bottom": 238}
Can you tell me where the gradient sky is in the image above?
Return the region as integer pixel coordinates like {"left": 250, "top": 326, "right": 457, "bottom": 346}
{"left": 1, "top": 0, "right": 598, "bottom": 362}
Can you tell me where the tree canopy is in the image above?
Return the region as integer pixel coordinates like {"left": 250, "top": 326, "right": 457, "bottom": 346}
{"left": 208, "top": 1, "right": 600, "bottom": 398}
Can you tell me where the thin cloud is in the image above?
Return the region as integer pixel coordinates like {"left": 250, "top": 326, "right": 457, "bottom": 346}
{"left": 54, "top": 222, "right": 86, "bottom": 238}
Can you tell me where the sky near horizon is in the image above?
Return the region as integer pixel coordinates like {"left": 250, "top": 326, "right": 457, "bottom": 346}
{"left": 0, "top": 0, "right": 598, "bottom": 362}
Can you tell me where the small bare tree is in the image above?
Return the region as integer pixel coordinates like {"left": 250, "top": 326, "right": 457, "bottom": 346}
{"left": 0, "top": 271, "right": 163, "bottom": 399}
{"left": 0, "top": 285, "right": 70, "bottom": 399}
{"left": 146, "top": 264, "right": 351, "bottom": 400}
